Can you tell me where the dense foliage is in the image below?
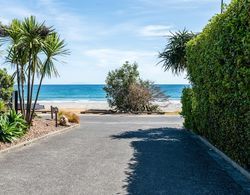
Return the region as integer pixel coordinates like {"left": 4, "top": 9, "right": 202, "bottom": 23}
{"left": 0, "top": 110, "right": 27, "bottom": 142}
{"left": 0, "top": 101, "right": 7, "bottom": 113}
{"left": 158, "top": 29, "right": 195, "bottom": 75}
{"left": 0, "top": 68, "right": 14, "bottom": 103}
{"left": 182, "top": 0, "right": 250, "bottom": 168}
{"left": 1, "top": 16, "right": 68, "bottom": 125}
{"left": 180, "top": 88, "right": 196, "bottom": 130}
{"left": 104, "top": 61, "right": 168, "bottom": 112}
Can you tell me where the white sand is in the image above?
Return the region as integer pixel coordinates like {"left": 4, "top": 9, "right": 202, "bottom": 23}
{"left": 38, "top": 100, "right": 181, "bottom": 112}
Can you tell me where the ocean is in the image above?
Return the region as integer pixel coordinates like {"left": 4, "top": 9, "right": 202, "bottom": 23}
{"left": 28, "top": 84, "right": 189, "bottom": 102}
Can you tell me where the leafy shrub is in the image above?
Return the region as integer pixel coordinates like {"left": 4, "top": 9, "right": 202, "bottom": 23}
{"left": 184, "top": 0, "right": 250, "bottom": 168}
{"left": 58, "top": 111, "right": 80, "bottom": 124}
{"left": 0, "top": 110, "right": 27, "bottom": 142}
{"left": 0, "top": 100, "right": 7, "bottom": 114}
{"left": 0, "top": 68, "right": 14, "bottom": 102}
{"left": 104, "top": 61, "right": 168, "bottom": 112}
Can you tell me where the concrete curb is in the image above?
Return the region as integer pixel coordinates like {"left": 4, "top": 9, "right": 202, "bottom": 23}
{"left": 188, "top": 130, "right": 250, "bottom": 178}
{"left": 198, "top": 135, "right": 250, "bottom": 180}
{"left": 0, "top": 124, "right": 80, "bottom": 154}
{"left": 187, "top": 131, "right": 250, "bottom": 193}
{"left": 197, "top": 135, "right": 250, "bottom": 180}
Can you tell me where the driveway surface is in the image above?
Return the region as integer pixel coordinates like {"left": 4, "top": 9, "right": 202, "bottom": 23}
{"left": 0, "top": 115, "right": 249, "bottom": 194}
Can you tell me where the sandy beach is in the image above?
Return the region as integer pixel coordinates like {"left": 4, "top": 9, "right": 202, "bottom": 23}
{"left": 39, "top": 100, "right": 182, "bottom": 113}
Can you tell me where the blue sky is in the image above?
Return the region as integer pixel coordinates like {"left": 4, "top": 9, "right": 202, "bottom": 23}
{"left": 0, "top": 0, "right": 231, "bottom": 84}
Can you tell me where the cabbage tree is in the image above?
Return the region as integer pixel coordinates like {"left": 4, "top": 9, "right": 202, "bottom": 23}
{"left": 2, "top": 16, "right": 68, "bottom": 125}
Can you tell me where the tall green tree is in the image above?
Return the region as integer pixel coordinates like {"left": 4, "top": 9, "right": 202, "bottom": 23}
{"left": 158, "top": 29, "right": 195, "bottom": 75}
{"left": 5, "top": 19, "right": 26, "bottom": 115}
{"left": 19, "top": 16, "right": 51, "bottom": 122}
{"left": 2, "top": 16, "right": 68, "bottom": 125}
{"left": 30, "top": 33, "right": 68, "bottom": 121}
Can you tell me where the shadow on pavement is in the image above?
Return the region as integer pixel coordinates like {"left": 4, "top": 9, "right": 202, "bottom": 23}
{"left": 111, "top": 127, "right": 245, "bottom": 195}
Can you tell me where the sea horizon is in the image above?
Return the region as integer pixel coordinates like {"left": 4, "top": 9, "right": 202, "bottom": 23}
{"left": 17, "top": 84, "right": 190, "bottom": 101}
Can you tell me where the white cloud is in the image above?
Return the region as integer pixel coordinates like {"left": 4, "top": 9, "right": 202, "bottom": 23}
{"left": 35, "top": 0, "right": 95, "bottom": 42}
{"left": 82, "top": 48, "right": 188, "bottom": 84}
{"left": 139, "top": 25, "right": 173, "bottom": 37}
{"left": 81, "top": 48, "right": 187, "bottom": 83}
{"left": 0, "top": 4, "right": 34, "bottom": 25}
{"left": 0, "top": 0, "right": 193, "bottom": 84}
{"left": 0, "top": 17, "right": 10, "bottom": 25}
{"left": 83, "top": 49, "right": 157, "bottom": 68}
{"left": 136, "top": 0, "right": 228, "bottom": 10}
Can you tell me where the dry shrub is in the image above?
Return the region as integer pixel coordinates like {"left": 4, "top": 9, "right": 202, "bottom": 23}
{"left": 58, "top": 110, "right": 80, "bottom": 124}
{"left": 128, "top": 83, "right": 152, "bottom": 112}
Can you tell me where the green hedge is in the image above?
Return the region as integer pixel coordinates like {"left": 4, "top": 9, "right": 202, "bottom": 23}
{"left": 181, "top": 88, "right": 195, "bottom": 130}
{"left": 182, "top": 0, "right": 250, "bottom": 168}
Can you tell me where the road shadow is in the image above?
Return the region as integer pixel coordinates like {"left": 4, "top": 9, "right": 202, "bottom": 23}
{"left": 111, "top": 127, "right": 245, "bottom": 195}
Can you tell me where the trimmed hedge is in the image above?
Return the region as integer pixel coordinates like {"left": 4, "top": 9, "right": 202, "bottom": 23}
{"left": 181, "top": 88, "right": 195, "bottom": 130}
{"left": 182, "top": 0, "right": 250, "bottom": 168}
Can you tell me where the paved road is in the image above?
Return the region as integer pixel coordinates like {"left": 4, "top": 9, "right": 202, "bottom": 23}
{"left": 0, "top": 115, "right": 249, "bottom": 194}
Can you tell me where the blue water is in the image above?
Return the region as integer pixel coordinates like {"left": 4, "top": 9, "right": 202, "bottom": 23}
{"left": 29, "top": 84, "right": 189, "bottom": 101}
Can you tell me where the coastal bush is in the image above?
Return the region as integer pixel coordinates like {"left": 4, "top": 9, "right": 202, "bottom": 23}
{"left": 104, "top": 61, "right": 168, "bottom": 112}
{"left": 58, "top": 111, "right": 80, "bottom": 124}
{"left": 183, "top": 0, "right": 250, "bottom": 168}
{"left": 0, "top": 110, "right": 27, "bottom": 142}
{"left": 0, "top": 68, "right": 14, "bottom": 103}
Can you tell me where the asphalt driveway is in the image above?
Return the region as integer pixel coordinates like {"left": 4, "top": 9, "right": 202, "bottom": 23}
{"left": 0, "top": 115, "right": 249, "bottom": 194}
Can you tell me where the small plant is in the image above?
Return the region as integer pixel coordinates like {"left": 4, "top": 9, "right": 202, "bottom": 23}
{"left": 0, "top": 110, "right": 27, "bottom": 142}
{"left": 58, "top": 111, "right": 80, "bottom": 124}
{"left": 0, "top": 100, "right": 7, "bottom": 114}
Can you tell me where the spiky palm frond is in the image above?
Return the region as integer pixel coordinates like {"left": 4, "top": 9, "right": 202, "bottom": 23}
{"left": 41, "top": 32, "right": 69, "bottom": 78}
{"left": 158, "top": 29, "right": 195, "bottom": 75}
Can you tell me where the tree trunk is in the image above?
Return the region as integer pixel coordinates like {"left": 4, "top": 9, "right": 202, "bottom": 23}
{"left": 28, "top": 69, "right": 36, "bottom": 124}
{"left": 25, "top": 51, "right": 32, "bottom": 123}
{"left": 30, "top": 73, "right": 44, "bottom": 122}
{"left": 25, "top": 67, "right": 31, "bottom": 122}
{"left": 16, "top": 64, "right": 22, "bottom": 114}
{"left": 21, "top": 66, "right": 25, "bottom": 116}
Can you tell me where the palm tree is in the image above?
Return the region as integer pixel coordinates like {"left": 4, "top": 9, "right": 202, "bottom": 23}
{"left": 158, "top": 29, "right": 195, "bottom": 75}
{"left": 5, "top": 19, "right": 26, "bottom": 115}
{"left": 30, "top": 33, "right": 68, "bottom": 121}
{"left": 19, "top": 16, "right": 43, "bottom": 122}
{"left": 3, "top": 16, "right": 68, "bottom": 125}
